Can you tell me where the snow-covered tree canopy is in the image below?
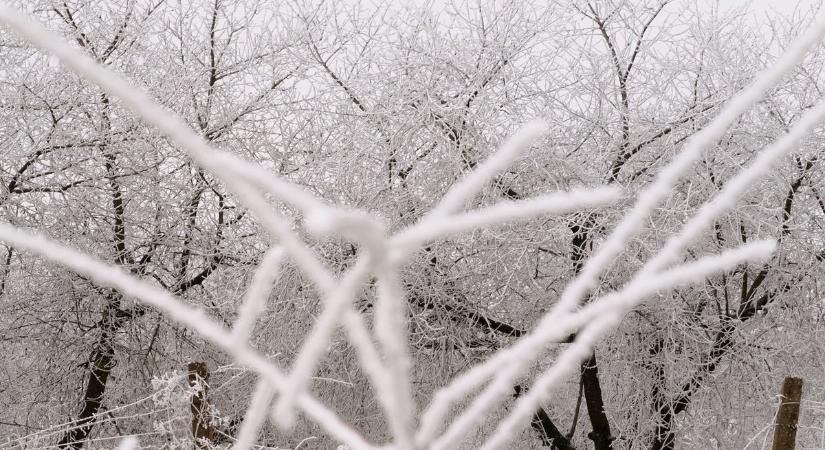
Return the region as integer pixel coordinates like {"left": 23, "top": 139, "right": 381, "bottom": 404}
{"left": 1, "top": 1, "right": 825, "bottom": 449}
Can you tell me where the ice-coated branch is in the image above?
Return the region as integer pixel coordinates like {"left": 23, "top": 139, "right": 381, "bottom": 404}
{"left": 0, "top": 5, "right": 344, "bottom": 299}
{"left": 195, "top": 177, "right": 388, "bottom": 432}
{"left": 233, "top": 380, "right": 276, "bottom": 450}
{"left": 273, "top": 256, "right": 375, "bottom": 428}
{"left": 232, "top": 246, "right": 285, "bottom": 344}
{"left": 464, "top": 40, "right": 825, "bottom": 447}
{"left": 417, "top": 8, "right": 825, "bottom": 439}
{"left": 392, "top": 187, "right": 621, "bottom": 252}
{"left": 638, "top": 85, "right": 825, "bottom": 277}
{"left": 0, "top": 18, "right": 384, "bottom": 425}
{"left": 548, "top": 2, "right": 825, "bottom": 319}
{"left": 228, "top": 185, "right": 391, "bottom": 432}
{"left": 340, "top": 307, "right": 416, "bottom": 450}
{"left": 424, "top": 119, "right": 548, "bottom": 219}
{"left": 0, "top": 223, "right": 375, "bottom": 450}
{"left": 427, "top": 239, "right": 777, "bottom": 450}
{"left": 0, "top": 6, "right": 409, "bottom": 445}
{"left": 227, "top": 181, "right": 335, "bottom": 296}
{"left": 210, "top": 152, "right": 329, "bottom": 214}
{"left": 279, "top": 208, "right": 412, "bottom": 437}
{"left": 305, "top": 207, "right": 388, "bottom": 251}
{"left": 373, "top": 264, "right": 416, "bottom": 450}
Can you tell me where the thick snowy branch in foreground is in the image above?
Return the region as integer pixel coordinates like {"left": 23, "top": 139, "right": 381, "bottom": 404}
{"left": 416, "top": 8, "right": 825, "bottom": 446}
{"left": 392, "top": 187, "right": 622, "bottom": 251}
{"left": 232, "top": 247, "right": 285, "bottom": 344}
{"left": 0, "top": 223, "right": 376, "bottom": 450}
{"left": 419, "top": 240, "right": 777, "bottom": 448}
{"left": 421, "top": 82, "right": 825, "bottom": 447}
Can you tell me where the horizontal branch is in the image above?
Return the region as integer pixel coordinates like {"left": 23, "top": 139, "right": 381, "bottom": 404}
{"left": 393, "top": 187, "right": 621, "bottom": 251}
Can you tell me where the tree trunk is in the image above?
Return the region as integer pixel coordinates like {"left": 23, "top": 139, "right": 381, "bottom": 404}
{"left": 57, "top": 300, "right": 119, "bottom": 449}
{"left": 570, "top": 218, "right": 614, "bottom": 449}
{"left": 582, "top": 353, "right": 614, "bottom": 450}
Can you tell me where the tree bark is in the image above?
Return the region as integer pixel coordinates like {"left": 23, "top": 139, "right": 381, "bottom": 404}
{"left": 56, "top": 346, "right": 115, "bottom": 448}
{"left": 57, "top": 294, "right": 121, "bottom": 449}
{"left": 570, "top": 218, "right": 614, "bottom": 449}
{"left": 582, "top": 353, "right": 615, "bottom": 450}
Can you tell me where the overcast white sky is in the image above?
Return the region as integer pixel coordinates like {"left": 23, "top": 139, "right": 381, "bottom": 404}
{"left": 710, "top": 0, "right": 822, "bottom": 16}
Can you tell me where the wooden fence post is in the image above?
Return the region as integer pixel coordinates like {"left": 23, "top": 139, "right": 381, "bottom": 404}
{"left": 188, "top": 362, "right": 215, "bottom": 449}
{"left": 771, "top": 376, "right": 804, "bottom": 450}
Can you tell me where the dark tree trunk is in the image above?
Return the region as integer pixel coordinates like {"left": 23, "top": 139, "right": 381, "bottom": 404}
{"left": 56, "top": 349, "right": 115, "bottom": 448}
{"left": 582, "top": 353, "right": 615, "bottom": 450}
{"left": 57, "top": 298, "right": 120, "bottom": 449}
{"left": 570, "top": 218, "right": 614, "bottom": 449}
